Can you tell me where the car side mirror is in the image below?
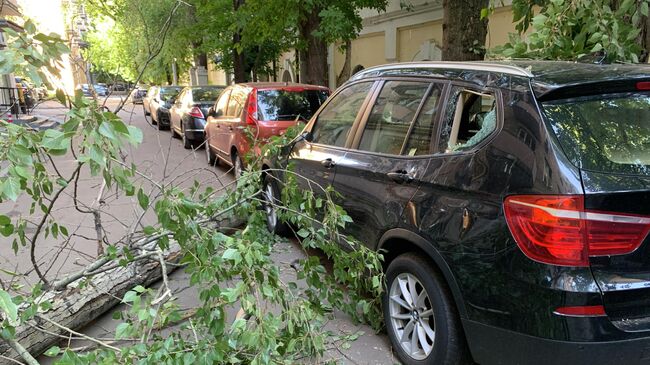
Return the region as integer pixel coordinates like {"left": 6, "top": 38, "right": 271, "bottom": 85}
{"left": 281, "top": 131, "right": 312, "bottom": 155}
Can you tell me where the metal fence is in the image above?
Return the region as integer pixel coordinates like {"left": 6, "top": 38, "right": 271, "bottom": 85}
{"left": 0, "top": 86, "right": 30, "bottom": 118}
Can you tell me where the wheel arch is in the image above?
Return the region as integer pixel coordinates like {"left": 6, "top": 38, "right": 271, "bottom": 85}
{"left": 378, "top": 228, "right": 467, "bottom": 318}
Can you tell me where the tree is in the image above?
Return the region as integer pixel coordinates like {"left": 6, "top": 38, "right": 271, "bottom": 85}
{"left": 491, "top": 0, "right": 650, "bottom": 63}
{"left": 442, "top": 0, "right": 490, "bottom": 61}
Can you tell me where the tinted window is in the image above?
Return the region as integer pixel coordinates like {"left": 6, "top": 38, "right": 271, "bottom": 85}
{"left": 227, "top": 89, "right": 247, "bottom": 117}
{"left": 543, "top": 94, "right": 650, "bottom": 176}
{"left": 358, "top": 81, "right": 430, "bottom": 155}
{"left": 439, "top": 87, "right": 496, "bottom": 153}
{"left": 311, "top": 82, "right": 373, "bottom": 147}
{"left": 215, "top": 89, "right": 231, "bottom": 116}
{"left": 404, "top": 84, "right": 443, "bottom": 156}
{"left": 193, "top": 87, "right": 225, "bottom": 103}
{"left": 257, "top": 89, "right": 328, "bottom": 121}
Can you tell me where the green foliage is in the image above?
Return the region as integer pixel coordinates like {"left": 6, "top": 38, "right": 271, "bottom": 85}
{"left": 1, "top": 25, "right": 385, "bottom": 364}
{"left": 490, "top": 0, "right": 650, "bottom": 63}
{"left": 0, "top": 19, "right": 69, "bottom": 87}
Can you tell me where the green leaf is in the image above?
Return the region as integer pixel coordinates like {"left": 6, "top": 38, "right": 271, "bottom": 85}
{"left": 0, "top": 215, "right": 10, "bottom": 226}
{"left": 98, "top": 121, "right": 118, "bottom": 141}
{"left": 127, "top": 126, "right": 143, "bottom": 144}
{"left": 0, "top": 289, "right": 18, "bottom": 326}
{"left": 296, "top": 228, "right": 310, "bottom": 238}
{"left": 115, "top": 323, "right": 131, "bottom": 340}
{"left": 2, "top": 178, "right": 21, "bottom": 201}
{"left": 44, "top": 346, "right": 60, "bottom": 357}
{"left": 137, "top": 188, "right": 149, "bottom": 210}
{"left": 480, "top": 8, "right": 489, "bottom": 20}
{"left": 55, "top": 89, "right": 66, "bottom": 105}
{"left": 642, "top": 2, "right": 649, "bottom": 17}
{"left": 222, "top": 248, "right": 241, "bottom": 262}
{"left": 122, "top": 290, "right": 138, "bottom": 303}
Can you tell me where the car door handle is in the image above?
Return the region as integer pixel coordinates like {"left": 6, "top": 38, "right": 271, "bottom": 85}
{"left": 387, "top": 171, "right": 414, "bottom": 184}
{"left": 228, "top": 125, "right": 234, "bottom": 131}
{"left": 321, "top": 158, "right": 336, "bottom": 168}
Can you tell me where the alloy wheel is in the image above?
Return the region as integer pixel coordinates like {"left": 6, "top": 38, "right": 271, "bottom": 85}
{"left": 388, "top": 272, "right": 436, "bottom": 360}
{"left": 234, "top": 155, "right": 243, "bottom": 178}
{"left": 263, "top": 182, "right": 278, "bottom": 229}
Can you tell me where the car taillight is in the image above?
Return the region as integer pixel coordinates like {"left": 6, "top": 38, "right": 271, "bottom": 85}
{"left": 189, "top": 106, "right": 204, "bottom": 119}
{"left": 554, "top": 305, "right": 606, "bottom": 317}
{"left": 504, "top": 195, "right": 650, "bottom": 266}
{"left": 246, "top": 90, "right": 258, "bottom": 126}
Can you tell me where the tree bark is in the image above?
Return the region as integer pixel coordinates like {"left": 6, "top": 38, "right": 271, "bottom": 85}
{"left": 442, "top": 0, "right": 490, "bottom": 61}
{"left": 0, "top": 242, "right": 182, "bottom": 362}
{"left": 336, "top": 40, "right": 352, "bottom": 87}
{"left": 299, "top": 6, "right": 328, "bottom": 87}
{"left": 232, "top": 0, "right": 248, "bottom": 83}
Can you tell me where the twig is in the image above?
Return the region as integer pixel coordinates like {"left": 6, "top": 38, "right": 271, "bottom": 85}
{"left": 36, "top": 315, "right": 121, "bottom": 352}
{"left": 0, "top": 337, "right": 38, "bottom": 365}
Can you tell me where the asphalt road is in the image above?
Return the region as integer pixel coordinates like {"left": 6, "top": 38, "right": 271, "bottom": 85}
{"left": 2, "top": 97, "right": 397, "bottom": 364}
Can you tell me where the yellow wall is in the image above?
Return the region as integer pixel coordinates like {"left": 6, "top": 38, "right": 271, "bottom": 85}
{"left": 333, "top": 32, "right": 386, "bottom": 77}
{"left": 486, "top": 5, "right": 519, "bottom": 49}
{"left": 397, "top": 21, "right": 442, "bottom": 62}
{"left": 207, "top": 61, "right": 228, "bottom": 86}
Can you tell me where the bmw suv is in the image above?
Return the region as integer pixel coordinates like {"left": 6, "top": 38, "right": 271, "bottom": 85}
{"left": 260, "top": 61, "right": 650, "bottom": 365}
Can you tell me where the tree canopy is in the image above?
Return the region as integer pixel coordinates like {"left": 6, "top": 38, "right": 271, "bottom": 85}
{"left": 491, "top": 0, "right": 650, "bottom": 63}
{"left": 81, "top": 0, "right": 388, "bottom": 86}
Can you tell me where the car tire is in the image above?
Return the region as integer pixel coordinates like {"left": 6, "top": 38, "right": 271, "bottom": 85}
{"left": 383, "top": 253, "right": 471, "bottom": 365}
{"left": 171, "top": 123, "right": 181, "bottom": 139}
{"left": 182, "top": 128, "right": 192, "bottom": 149}
{"left": 262, "top": 173, "right": 289, "bottom": 236}
{"left": 156, "top": 112, "right": 164, "bottom": 130}
{"left": 205, "top": 142, "right": 217, "bottom": 166}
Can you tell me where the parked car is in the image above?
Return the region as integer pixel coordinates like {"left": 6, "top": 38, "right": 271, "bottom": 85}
{"left": 204, "top": 82, "right": 330, "bottom": 176}
{"left": 147, "top": 86, "right": 183, "bottom": 130}
{"left": 130, "top": 88, "right": 147, "bottom": 104}
{"left": 93, "top": 84, "right": 109, "bottom": 97}
{"left": 142, "top": 86, "right": 158, "bottom": 117}
{"left": 169, "top": 85, "right": 226, "bottom": 149}
{"left": 260, "top": 61, "right": 650, "bottom": 365}
{"left": 79, "top": 84, "right": 92, "bottom": 97}
{"left": 112, "top": 83, "right": 127, "bottom": 92}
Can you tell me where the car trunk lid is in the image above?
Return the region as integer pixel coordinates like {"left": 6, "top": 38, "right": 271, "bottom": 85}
{"left": 542, "top": 90, "right": 650, "bottom": 330}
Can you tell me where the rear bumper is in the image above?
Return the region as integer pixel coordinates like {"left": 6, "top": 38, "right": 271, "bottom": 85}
{"left": 184, "top": 129, "right": 204, "bottom": 141}
{"left": 464, "top": 319, "right": 650, "bottom": 365}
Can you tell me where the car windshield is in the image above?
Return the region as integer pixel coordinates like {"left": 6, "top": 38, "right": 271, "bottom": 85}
{"left": 257, "top": 89, "right": 329, "bottom": 121}
{"left": 543, "top": 93, "right": 650, "bottom": 176}
{"left": 193, "top": 87, "right": 224, "bottom": 102}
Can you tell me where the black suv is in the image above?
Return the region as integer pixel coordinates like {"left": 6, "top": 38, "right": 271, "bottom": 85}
{"left": 261, "top": 61, "right": 650, "bottom": 365}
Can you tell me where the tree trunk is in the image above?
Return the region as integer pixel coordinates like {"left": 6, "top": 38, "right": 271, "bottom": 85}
{"left": 336, "top": 40, "right": 352, "bottom": 87}
{"left": 442, "top": 0, "right": 490, "bottom": 61}
{"left": 0, "top": 242, "right": 182, "bottom": 362}
{"left": 232, "top": 0, "right": 248, "bottom": 83}
{"left": 299, "top": 7, "right": 328, "bottom": 87}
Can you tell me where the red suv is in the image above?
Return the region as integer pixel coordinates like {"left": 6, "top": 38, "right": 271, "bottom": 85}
{"left": 204, "top": 82, "right": 330, "bottom": 176}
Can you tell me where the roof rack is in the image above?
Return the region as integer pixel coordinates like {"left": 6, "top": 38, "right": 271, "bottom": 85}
{"left": 351, "top": 61, "right": 534, "bottom": 80}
